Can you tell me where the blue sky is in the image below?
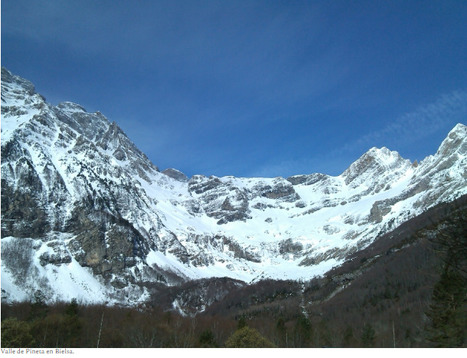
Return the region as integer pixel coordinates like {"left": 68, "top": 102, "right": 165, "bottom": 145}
{"left": 2, "top": 0, "right": 467, "bottom": 178}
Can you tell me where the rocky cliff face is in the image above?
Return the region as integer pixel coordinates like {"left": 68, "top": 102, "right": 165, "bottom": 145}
{"left": 1, "top": 67, "right": 466, "bottom": 307}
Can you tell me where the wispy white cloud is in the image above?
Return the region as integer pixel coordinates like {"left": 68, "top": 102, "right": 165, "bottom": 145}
{"left": 249, "top": 90, "right": 467, "bottom": 178}
{"left": 338, "top": 90, "right": 467, "bottom": 154}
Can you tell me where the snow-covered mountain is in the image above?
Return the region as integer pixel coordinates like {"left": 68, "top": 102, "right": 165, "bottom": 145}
{"left": 1, "top": 67, "right": 466, "bottom": 306}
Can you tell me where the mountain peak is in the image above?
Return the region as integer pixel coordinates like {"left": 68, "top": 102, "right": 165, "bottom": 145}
{"left": 366, "top": 146, "right": 401, "bottom": 163}
{"left": 1, "top": 67, "right": 36, "bottom": 96}
{"left": 436, "top": 123, "right": 467, "bottom": 157}
{"left": 450, "top": 122, "right": 467, "bottom": 134}
{"left": 342, "top": 146, "right": 409, "bottom": 186}
{"left": 56, "top": 101, "right": 87, "bottom": 113}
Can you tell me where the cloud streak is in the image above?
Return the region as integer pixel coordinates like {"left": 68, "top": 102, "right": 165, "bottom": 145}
{"left": 340, "top": 90, "right": 467, "bottom": 154}
{"left": 250, "top": 90, "right": 467, "bottom": 178}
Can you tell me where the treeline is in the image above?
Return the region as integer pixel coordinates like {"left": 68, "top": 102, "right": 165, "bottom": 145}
{"left": 0, "top": 298, "right": 420, "bottom": 348}
{"left": 1, "top": 299, "right": 234, "bottom": 348}
{"left": 1, "top": 266, "right": 463, "bottom": 349}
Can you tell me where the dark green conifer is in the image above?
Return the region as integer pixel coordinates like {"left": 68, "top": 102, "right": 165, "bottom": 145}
{"left": 198, "top": 329, "right": 217, "bottom": 348}
{"left": 361, "top": 323, "right": 376, "bottom": 347}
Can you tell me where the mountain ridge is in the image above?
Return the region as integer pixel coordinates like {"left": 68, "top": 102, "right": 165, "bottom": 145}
{"left": 1, "top": 67, "right": 466, "bottom": 308}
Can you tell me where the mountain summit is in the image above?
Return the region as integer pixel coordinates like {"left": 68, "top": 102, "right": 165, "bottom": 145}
{"left": 1, "top": 67, "right": 466, "bottom": 307}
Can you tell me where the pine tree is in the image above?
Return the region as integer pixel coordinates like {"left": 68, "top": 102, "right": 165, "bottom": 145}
{"left": 237, "top": 316, "right": 247, "bottom": 329}
{"left": 361, "top": 323, "right": 376, "bottom": 347}
{"left": 63, "top": 299, "right": 83, "bottom": 347}
{"left": 293, "top": 315, "right": 312, "bottom": 347}
{"left": 198, "top": 329, "right": 217, "bottom": 348}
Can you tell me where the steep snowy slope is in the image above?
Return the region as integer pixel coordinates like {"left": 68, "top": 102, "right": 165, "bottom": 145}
{"left": 1, "top": 67, "right": 466, "bottom": 305}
